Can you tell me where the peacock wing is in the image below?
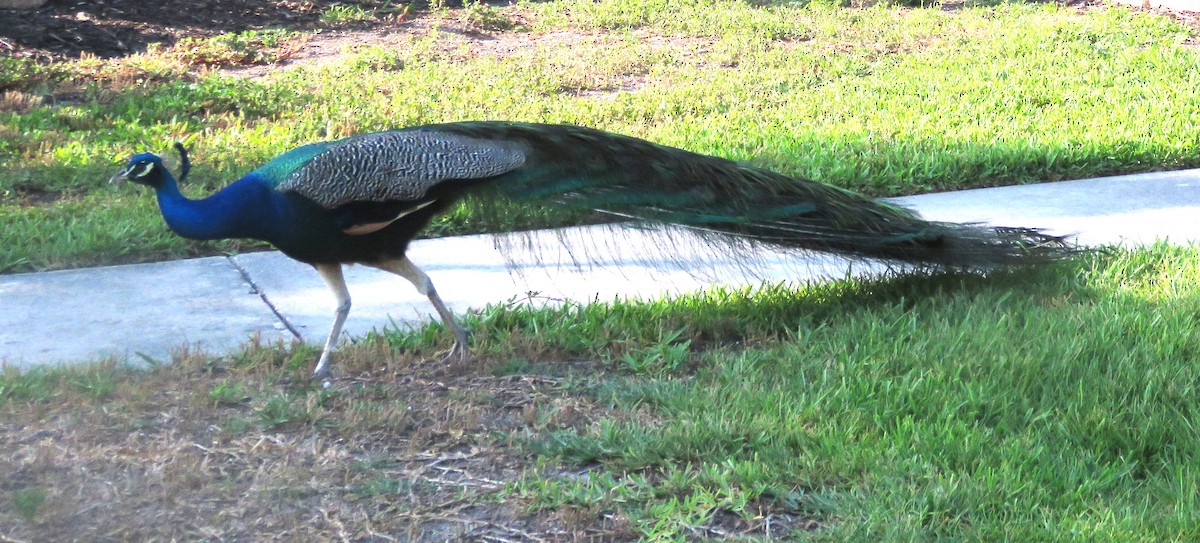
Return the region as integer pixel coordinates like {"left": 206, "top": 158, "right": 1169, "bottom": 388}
{"left": 274, "top": 129, "right": 527, "bottom": 209}
{"left": 251, "top": 140, "right": 336, "bottom": 188}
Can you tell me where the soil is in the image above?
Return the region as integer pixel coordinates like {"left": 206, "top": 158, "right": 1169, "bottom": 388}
{"left": 3, "top": 0, "right": 1197, "bottom": 63}
{"left": 0, "top": 0, "right": 403, "bottom": 61}
{"left": 0, "top": 345, "right": 813, "bottom": 541}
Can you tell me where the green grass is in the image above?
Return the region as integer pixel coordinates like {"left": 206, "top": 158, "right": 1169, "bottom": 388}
{"left": 11, "top": 488, "right": 47, "bottom": 523}
{"left": 1, "top": 1, "right": 1198, "bottom": 273}
{"left": 3, "top": 245, "right": 1199, "bottom": 539}
{"left": 481, "top": 245, "right": 1200, "bottom": 540}
{"left": 320, "top": 4, "right": 378, "bottom": 25}
{"left": 168, "top": 29, "right": 306, "bottom": 67}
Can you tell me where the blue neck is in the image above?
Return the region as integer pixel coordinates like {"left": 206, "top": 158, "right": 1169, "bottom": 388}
{"left": 154, "top": 173, "right": 279, "bottom": 241}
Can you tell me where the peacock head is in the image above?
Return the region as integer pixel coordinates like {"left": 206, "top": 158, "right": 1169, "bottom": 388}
{"left": 111, "top": 142, "right": 191, "bottom": 188}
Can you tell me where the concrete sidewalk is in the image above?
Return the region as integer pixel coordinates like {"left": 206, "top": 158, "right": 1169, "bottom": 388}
{"left": 3, "top": 169, "right": 1199, "bottom": 370}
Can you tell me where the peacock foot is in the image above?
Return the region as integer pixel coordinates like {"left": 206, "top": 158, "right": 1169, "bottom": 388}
{"left": 311, "top": 366, "right": 334, "bottom": 381}
{"left": 439, "top": 341, "right": 470, "bottom": 364}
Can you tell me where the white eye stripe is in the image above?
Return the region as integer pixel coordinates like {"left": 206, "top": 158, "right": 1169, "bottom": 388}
{"left": 133, "top": 162, "right": 155, "bottom": 178}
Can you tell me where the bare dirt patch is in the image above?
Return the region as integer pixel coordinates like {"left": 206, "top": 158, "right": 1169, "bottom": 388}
{"left": 0, "top": 0, "right": 401, "bottom": 60}
{"left": 0, "top": 336, "right": 815, "bottom": 541}
{"left": 216, "top": 27, "right": 417, "bottom": 79}
{"left": 5, "top": 0, "right": 1198, "bottom": 65}
{"left": 0, "top": 346, "right": 622, "bottom": 541}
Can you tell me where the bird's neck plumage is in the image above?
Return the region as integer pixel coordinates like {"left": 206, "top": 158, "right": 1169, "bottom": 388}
{"left": 154, "top": 174, "right": 279, "bottom": 241}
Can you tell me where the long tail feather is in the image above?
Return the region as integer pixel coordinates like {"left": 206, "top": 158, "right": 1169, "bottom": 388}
{"left": 435, "top": 122, "right": 1078, "bottom": 269}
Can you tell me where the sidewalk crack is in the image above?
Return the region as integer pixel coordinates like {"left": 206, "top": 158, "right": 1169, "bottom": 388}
{"left": 227, "top": 255, "right": 304, "bottom": 342}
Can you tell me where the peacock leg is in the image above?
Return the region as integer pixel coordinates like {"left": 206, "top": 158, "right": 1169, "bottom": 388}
{"left": 312, "top": 263, "right": 351, "bottom": 379}
{"left": 369, "top": 257, "right": 470, "bottom": 362}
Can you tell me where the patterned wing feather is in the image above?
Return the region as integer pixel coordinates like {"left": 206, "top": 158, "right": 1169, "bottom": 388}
{"left": 275, "top": 129, "right": 527, "bottom": 208}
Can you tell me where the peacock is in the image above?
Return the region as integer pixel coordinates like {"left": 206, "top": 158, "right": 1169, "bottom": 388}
{"left": 112, "top": 121, "right": 1076, "bottom": 378}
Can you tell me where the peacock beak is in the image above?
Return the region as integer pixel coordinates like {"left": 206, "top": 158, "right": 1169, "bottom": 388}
{"left": 109, "top": 167, "right": 131, "bottom": 183}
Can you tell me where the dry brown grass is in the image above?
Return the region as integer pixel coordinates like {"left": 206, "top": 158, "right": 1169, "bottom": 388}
{"left": 0, "top": 340, "right": 629, "bottom": 542}
{"left": 0, "top": 91, "right": 42, "bottom": 115}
